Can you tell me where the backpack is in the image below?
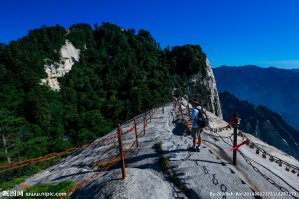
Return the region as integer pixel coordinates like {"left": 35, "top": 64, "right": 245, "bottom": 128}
{"left": 195, "top": 108, "right": 209, "bottom": 128}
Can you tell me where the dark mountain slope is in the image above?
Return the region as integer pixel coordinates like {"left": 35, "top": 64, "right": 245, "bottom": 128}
{"left": 220, "top": 91, "right": 299, "bottom": 160}
{"left": 214, "top": 65, "right": 299, "bottom": 130}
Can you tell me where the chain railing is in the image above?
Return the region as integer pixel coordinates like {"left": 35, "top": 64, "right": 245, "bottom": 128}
{"left": 239, "top": 150, "right": 299, "bottom": 197}
{"left": 173, "top": 98, "right": 299, "bottom": 196}
{"left": 0, "top": 104, "right": 169, "bottom": 198}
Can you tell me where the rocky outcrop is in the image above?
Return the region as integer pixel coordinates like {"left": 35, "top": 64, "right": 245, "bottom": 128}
{"left": 187, "top": 58, "right": 223, "bottom": 118}
{"left": 40, "top": 40, "right": 80, "bottom": 91}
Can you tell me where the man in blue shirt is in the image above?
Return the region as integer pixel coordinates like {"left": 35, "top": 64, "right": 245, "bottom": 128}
{"left": 189, "top": 99, "right": 203, "bottom": 152}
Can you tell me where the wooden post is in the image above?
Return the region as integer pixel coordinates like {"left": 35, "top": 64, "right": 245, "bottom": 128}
{"left": 233, "top": 125, "right": 238, "bottom": 165}
{"left": 117, "top": 124, "right": 126, "bottom": 179}
{"left": 149, "top": 110, "right": 152, "bottom": 123}
{"left": 145, "top": 112, "right": 148, "bottom": 127}
{"left": 134, "top": 118, "right": 139, "bottom": 148}
{"left": 143, "top": 114, "right": 146, "bottom": 135}
{"left": 162, "top": 105, "right": 164, "bottom": 114}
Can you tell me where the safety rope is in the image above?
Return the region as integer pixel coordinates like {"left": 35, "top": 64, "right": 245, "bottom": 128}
{"left": 181, "top": 99, "right": 299, "bottom": 172}
{"left": 0, "top": 133, "right": 118, "bottom": 173}
{"left": 0, "top": 105, "right": 161, "bottom": 174}
{"left": 177, "top": 100, "right": 299, "bottom": 176}
{"left": 58, "top": 107, "right": 159, "bottom": 198}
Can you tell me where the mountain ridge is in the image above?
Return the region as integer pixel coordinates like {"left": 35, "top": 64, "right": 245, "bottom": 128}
{"left": 0, "top": 22, "right": 222, "bottom": 190}
{"left": 220, "top": 91, "right": 299, "bottom": 160}
{"left": 213, "top": 65, "right": 299, "bottom": 130}
{"left": 17, "top": 103, "right": 299, "bottom": 198}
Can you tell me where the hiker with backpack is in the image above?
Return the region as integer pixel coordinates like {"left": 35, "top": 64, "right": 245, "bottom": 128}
{"left": 189, "top": 99, "right": 209, "bottom": 152}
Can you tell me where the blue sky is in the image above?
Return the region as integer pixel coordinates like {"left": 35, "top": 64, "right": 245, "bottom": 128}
{"left": 1, "top": 0, "right": 299, "bottom": 68}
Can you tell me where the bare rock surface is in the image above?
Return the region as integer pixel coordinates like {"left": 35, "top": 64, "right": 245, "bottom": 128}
{"left": 19, "top": 104, "right": 299, "bottom": 199}
{"left": 71, "top": 168, "right": 174, "bottom": 199}
{"left": 40, "top": 40, "right": 80, "bottom": 91}
{"left": 188, "top": 58, "right": 223, "bottom": 118}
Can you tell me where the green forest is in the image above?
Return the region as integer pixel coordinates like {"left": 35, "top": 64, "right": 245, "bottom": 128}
{"left": 0, "top": 23, "right": 207, "bottom": 183}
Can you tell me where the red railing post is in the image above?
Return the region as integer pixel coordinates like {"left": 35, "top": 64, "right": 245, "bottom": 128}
{"left": 233, "top": 125, "right": 238, "bottom": 165}
{"left": 117, "top": 124, "right": 126, "bottom": 179}
{"left": 134, "top": 118, "right": 139, "bottom": 148}
{"left": 145, "top": 112, "right": 148, "bottom": 127}
{"left": 143, "top": 114, "right": 146, "bottom": 135}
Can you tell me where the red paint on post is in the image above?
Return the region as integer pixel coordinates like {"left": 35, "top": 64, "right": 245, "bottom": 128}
{"left": 117, "top": 124, "right": 126, "bottom": 179}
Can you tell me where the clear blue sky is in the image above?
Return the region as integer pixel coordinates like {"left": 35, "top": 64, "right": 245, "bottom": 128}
{"left": 1, "top": 0, "right": 299, "bottom": 68}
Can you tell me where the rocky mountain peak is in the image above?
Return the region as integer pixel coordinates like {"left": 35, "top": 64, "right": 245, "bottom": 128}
{"left": 187, "top": 58, "right": 223, "bottom": 118}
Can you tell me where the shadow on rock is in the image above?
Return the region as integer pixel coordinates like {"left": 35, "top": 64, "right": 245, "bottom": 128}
{"left": 172, "top": 118, "right": 190, "bottom": 136}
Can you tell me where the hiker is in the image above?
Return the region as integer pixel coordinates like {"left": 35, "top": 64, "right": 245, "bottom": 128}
{"left": 189, "top": 99, "right": 203, "bottom": 152}
{"left": 226, "top": 112, "right": 240, "bottom": 128}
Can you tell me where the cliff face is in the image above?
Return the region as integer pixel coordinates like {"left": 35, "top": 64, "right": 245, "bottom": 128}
{"left": 187, "top": 58, "right": 223, "bottom": 118}
{"left": 40, "top": 40, "right": 80, "bottom": 91}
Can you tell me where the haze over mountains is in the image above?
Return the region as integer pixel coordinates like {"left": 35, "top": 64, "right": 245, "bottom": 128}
{"left": 220, "top": 91, "right": 299, "bottom": 160}
{"left": 213, "top": 65, "right": 299, "bottom": 130}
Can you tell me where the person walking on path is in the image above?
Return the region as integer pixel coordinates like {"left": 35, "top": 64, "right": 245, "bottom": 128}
{"left": 189, "top": 99, "right": 203, "bottom": 152}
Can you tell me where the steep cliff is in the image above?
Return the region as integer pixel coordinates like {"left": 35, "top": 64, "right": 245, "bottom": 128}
{"left": 40, "top": 40, "right": 80, "bottom": 91}
{"left": 187, "top": 58, "right": 223, "bottom": 118}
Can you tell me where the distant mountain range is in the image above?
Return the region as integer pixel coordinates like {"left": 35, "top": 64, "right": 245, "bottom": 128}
{"left": 213, "top": 65, "right": 299, "bottom": 130}
{"left": 220, "top": 91, "right": 299, "bottom": 160}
